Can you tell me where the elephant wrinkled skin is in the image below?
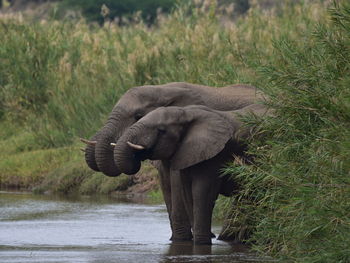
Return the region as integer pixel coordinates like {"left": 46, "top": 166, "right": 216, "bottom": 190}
{"left": 114, "top": 104, "right": 268, "bottom": 244}
{"left": 83, "top": 82, "right": 263, "bottom": 241}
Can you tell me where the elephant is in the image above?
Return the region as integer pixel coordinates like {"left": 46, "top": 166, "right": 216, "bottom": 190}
{"left": 81, "top": 82, "right": 263, "bottom": 240}
{"left": 113, "top": 104, "right": 269, "bottom": 244}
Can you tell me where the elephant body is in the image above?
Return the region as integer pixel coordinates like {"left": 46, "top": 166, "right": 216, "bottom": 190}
{"left": 85, "top": 82, "right": 261, "bottom": 176}
{"left": 83, "top": 82, "right": 263, "bottom": 242}
{"left": 113, "top": 104, "right": 268, "bottom": 244}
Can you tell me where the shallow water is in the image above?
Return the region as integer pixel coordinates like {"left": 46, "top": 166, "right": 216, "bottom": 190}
{"left": 0, "top": 191, "right": 269, "bottom": 263}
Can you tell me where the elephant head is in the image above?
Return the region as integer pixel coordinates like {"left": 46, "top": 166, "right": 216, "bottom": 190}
{"left": 82, "top": 83, "right": 208, "bottom": 177}
{"left": 112, "top": 104, "right": 268, "bottom": 244}
{"left": 113, "top": 105, "right": 242, "bottom": 175}
{"left": 83, "top": 82, "right": 262, "bottom": 177}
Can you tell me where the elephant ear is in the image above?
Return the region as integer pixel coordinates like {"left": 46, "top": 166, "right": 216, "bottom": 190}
{"left": 170, "top": 107, "right": 235, "bottom": 170}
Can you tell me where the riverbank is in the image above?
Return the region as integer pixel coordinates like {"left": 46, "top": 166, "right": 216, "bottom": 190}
{"left": 0, "top": 0, "right": 327, "bottom": 196}
{"left": 1, "top": 1, "right": 349, "bottom": 262}
{"left": 0, "top": 123, "right": 160, "bottom": 197}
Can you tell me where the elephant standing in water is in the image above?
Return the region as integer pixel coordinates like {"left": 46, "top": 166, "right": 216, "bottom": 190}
{"left": 113, "top": 104, "right": 269, "bottom": 244}
{"left": 82, "top": 82, "right": 263, "bottom": 240}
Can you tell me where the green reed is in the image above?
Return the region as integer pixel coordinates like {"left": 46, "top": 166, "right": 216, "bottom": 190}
{"left": 1, "top": 1, "right": 348, "bottom": 261}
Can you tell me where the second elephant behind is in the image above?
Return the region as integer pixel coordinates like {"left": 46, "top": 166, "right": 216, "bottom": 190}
{"left": 113, "top": 104, "right": 269, "bottom": 244}
{"left": 82, "top": 82, "right": 263, "bottom": 242}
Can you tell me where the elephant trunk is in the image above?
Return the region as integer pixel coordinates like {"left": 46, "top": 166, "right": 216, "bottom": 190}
{"left": 94, "top": 107, "right": 127, "bottom": 177}
{"left": 84, "top": 133, "right": 100, "bottom": 172}
{"left": 114, "top": 125, "right": 143, "bottom": 175}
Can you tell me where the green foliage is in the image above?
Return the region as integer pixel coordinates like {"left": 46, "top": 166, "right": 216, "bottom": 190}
{"left": 58, "top": 0, "right": 181, "bottom": 24}
{"left": 0, "top": 20, "right": 134, "bottom": 147}
{"left": 233, "top": 0, "right": 250, "bottom": 14}
{"left": 33, "top": 161, "right": 132, "bottom": 195}
{"left": 0, "top": 22, "right": 60, "bottom": 118}
{"left": 147, "top": 189, "right": 165, "bottom": 203}
{"left": 79, "top": 173, "right": 131, "bottom": 195}
{"left": 223, "top": 1, "right": 350, "bottom": 262}
{"left": 34, "top": 161, "right": 92, "bottom": 194}
{"left": 0, "top": 1, "right": 349, "bottom": 261}
{"left": 219, "top": 0, "right": 250, "bottom": 14}
{"left": 1, "top": 0, "right": 277, "bottom": 149}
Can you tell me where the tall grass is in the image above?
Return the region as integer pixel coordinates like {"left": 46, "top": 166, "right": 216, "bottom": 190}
{"left": 1, "top": 0, "right": 348, "bottom": 261}
{"left": 0, "top": 0, "right": 325, "bottom": 147}
{"left": 223, "top": 1, "right": 350, "bottom": 262}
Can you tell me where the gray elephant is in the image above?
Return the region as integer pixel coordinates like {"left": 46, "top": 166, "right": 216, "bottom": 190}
{"left": 81, "top": 82, "right": 262, "bottom": 240}
{"left": 112, "top": 104, "right": 268, "bottom": 244}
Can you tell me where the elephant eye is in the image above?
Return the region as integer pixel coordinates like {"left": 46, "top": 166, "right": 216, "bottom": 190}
{"left": 158, "top": 127, "right": 166, "bottom": 134}
{"left": 134, "top": 112, "right": 143, "bottom": 121}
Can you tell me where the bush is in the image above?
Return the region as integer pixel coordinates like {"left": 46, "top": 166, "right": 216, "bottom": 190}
{"left": 1, "top": 1, "right": 348, "bottom": 261}
{"left": 219, "top": 0, "right": 250, "bottom": 14}
{"left": 224, "top": 1, "right": 350, "bottom": 262}
{"left": 58, "top": 0, "right": 182, "bottom": 24}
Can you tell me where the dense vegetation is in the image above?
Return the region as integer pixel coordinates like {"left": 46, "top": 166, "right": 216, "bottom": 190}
{"left": 57, "top": 0, "right": 180, "bottom": 24}
{"left": 0, "top": 0, "right": 349, "bottom": 262}
{"left": 221, "top": 2, "right": 350, "bottom": 262}
{"left": 2, "top": 0, "right": 251, "bottom": 22}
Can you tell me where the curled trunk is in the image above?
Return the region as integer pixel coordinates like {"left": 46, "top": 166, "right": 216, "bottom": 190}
{"left": 93, "top": 107, "right": 128, "bottom": 177}
{"left": 114, "top": 127, "right": 142, "bottom": 175}
{"left": 84, "top": 133, "right": 100, "bottom": 172}
{"left": 95, "top": 122, "right": 122, "bottom": 177}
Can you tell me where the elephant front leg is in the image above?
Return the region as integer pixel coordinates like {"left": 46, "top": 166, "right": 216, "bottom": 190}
{"left": 156, "top": 161, "right": 173, "bottom": 239}
{"left": 191, "top": 172, "right": 220, "bottom": 245}
{"left": 170, "top": 170, "right": 193, "bottom": 241}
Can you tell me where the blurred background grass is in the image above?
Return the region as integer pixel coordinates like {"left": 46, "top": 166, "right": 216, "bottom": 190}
{"left": 0, "top": 0, "right": 349, "bottom": 261}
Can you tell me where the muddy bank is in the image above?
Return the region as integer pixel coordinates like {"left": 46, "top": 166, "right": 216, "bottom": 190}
{"left": 0, "top": 158, "right": 160, "bottom": 198}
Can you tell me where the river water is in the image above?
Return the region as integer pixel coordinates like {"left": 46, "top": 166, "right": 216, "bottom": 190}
{"left": 0, "top": 191, "right": 269, "bottom": 263}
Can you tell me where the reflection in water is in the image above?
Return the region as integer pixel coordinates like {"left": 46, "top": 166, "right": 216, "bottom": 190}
{"left": 161, "top": 242, "right": 262, "bottom": 263}
{"left": 166, "top": 242, "right": 213, "bottom": 256}
{"left": 0, "top": 191, "right": 269, "bottom": 263}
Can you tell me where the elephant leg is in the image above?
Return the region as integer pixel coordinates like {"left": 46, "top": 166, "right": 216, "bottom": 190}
{"left": 180, "top": 172, "right": 218, "bottom": 241}
{"left": 180, "top": 171, "right": 195, "bottom": 226}
{"left": 156, "top": 161, "right": 173, "bottom": 238}
{"left": 191, "top": 171, "right": 220, "bottom": 245}
{"left": 170, "top": 170, "right": 193, "bottom": 241}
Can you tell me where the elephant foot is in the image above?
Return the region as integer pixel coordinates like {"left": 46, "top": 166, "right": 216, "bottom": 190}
{"left": 170, "top": 236, "right": 193, "bottom": 243}
{"left": 194, "top": 235, "right": 212, "bottom": 245}
{"left": 170, "top": 232, "right": 193, "bottom": 243}
{"left": 170, "top": 226, "right": 193, "bottom": 242}
{"left": 170, "top": 232, "right": 193, "bottom": 242}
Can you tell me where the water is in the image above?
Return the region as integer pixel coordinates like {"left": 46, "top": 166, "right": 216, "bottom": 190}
{"left": 0, "top": 191, "right": 269, "bottom": 263}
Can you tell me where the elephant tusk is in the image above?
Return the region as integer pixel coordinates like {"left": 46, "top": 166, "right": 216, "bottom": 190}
{"left": 80, "top": 148, "right": 86, "bottom": 153}
{"left": 110, "top": 143, "right": 116, "bottom": 147}
{"left": 80, "top": 138, "right": 97, "bottom": 146}
{"left": 127, "top": 141, "right": 145, "bottom": 150}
